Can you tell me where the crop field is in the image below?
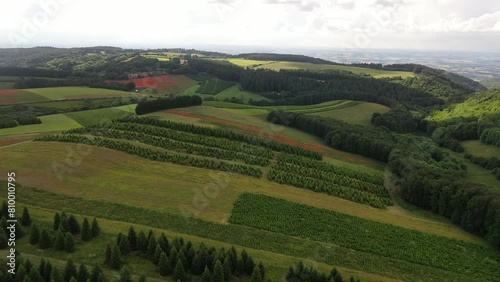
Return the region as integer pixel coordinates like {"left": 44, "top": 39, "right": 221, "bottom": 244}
{"left": 31, "top": 97, "right": 135, "bottom": 110}
{"left": 212, "top": 58, "right": 275, "bottom": 67}
{"left": 0, "top": 113, "right": 82, "bottom": 136}
{"left": 0, "top": 89, "right": 49, "bottom": 104}
{"left": 256, "top": 61, "right": 416, "bottom": 78}
{"left": 309, "top": 102, "right": 390, "bottom": 125}
{"left": 107, "top": 75, "right": 198, "bottom": 94}
{"left": 229, "top": 193, "right": 500, "bottom": 281}
{"left": 149, "top": 105, "right": 385, "bottom": 169}
{"left": 25, "top": 86, "right": 140, "bottom": 100}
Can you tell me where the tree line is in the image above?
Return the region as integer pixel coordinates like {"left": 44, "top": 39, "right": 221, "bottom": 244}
{"left": 105, "top": 226, "right": 267, "bottom": 282}
{"left": 120, "top": 117, "right": 322, "bottom": 160}
{"left": 267, "top": 111, "right": 395, "bottom": 162}
{"left": 286, "top": 261, "right": 359, "bottom": 282}
{"left": 135, "top": 95, "right": 202, "bottom": 115}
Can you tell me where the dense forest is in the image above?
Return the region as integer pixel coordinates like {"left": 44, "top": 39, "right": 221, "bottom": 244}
{"left": 135, "top": 95, "right": 202, "bottom": 115}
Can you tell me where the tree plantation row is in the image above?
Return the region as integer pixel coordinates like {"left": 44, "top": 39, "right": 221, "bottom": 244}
{"left": 228, "top": 193, "right": 500, "bottom": 281}
{"left": 267, "top": 169, "right": 390, "bottom": 208}
{"left": 14, "top": 186, "right": 487, "bottom": 281}
{"left": 36, "top": 134, "right": 263, "bottom": 178}
{"left": 65, "top": 127, "right": 271, "bottom": 166}
{"left": 119, "top": 117, "right": 322, "bottom": 160}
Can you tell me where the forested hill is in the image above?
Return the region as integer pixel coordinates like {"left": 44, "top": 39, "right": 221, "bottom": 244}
{"left": 236, "top": 53, "right": 335, "bottom": 64}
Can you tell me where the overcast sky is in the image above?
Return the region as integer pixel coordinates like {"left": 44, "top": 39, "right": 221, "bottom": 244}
{"left": 1, "top": 0, "right": 500, "bottom": 52}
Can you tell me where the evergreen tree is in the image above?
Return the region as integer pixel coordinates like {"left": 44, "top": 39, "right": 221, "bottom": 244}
{"left": 173, "top": 259, "right": 187, "bottom": 282}
{"left": 191, "top": 254, "right": 202, "bottom": 275}
{"left": 0, "top": 227, "right": 7, "bottom": 249}
{"left": 138, "top": 274, "right": 147, "bottom": 282}
{"left": 229, "top": 246, "right": 238, "bottom": 271}
{"left": 104, "top": 244, "right": 112, "bottom": 265}
{"left": 81, "top": 218, "right": 92, "bottom": 242}
{"left": 16, "top": 264, "right": 27, "bottom": 282}
{"left": 64, "top": 259, "right": 78, "bottom": 282}
{"left": 119, "top": 234, "right": 131, "bottom": 255}
{"left": 1, "top": 201, "right": 7, "bottom": 217}
{"left": 55, "top": 229, "right": 66, "bottom": 250}
{"left": 64, "top": 232, "right": 76, "bottom": 253}
{"left": 77, "top": 263, "right": 89, "bottom": 282}
{"left": 223, "top": 257, "right": 232, "bottom": 281}
{"left": 90, "top": 265, "right": 104, "bottom": 282}
{"left": 251, "top": 266, "right": 262, "bottom": 282}
{"left": 212, "top": 260, "right": 225, "bottom": 282}
{"left": 68, "top": 215, "right": 81, "bottom": 234}
{"left": 169, "top": 247, "right": 178, "bottom": 268}
{"left": 54, "top": 212, "right": 61, "bottom": 231}
{"left": 38, "top": 229, "right": 52, "bottom": 249}
{"left": 258, "top": 262, "right": 265, "bottom": 279}
{"left": 245, "top": 256, "right": 256, "bottom": 275}
{"left": 200, "top": 266, "right": 211, "bottom": 282}
{"left": 69, "top": 277, "right": 78, "bottom": 282}
{"left": 137, "top": 230, "right": 148, "bottom": 254}
{"left": 97, "top": 273, "right": 107, "bottom": 282}
{"left": 146, "top": 234, "right": 157, "bottom": 259}
{"left": 43, "top": 260, "right": 53, "bottom": 282}
{"left": 21, "top": 207, "right": 32, "bottom": 226}
{"left": 38, "top": 259, "right": 46, "bottom": 278}
{"left": 110, "top": 243, "right": 124, "bottom": 270}
{"left": 127, "top": 226, "right": 137, "bottom": 251}
{"left": 153, "top": 244, "right": 163, "bottom": 265}
{"left": 29, "top": 223, "right": 40, "bottom": 245}
{"left": 15, "top": 222, "right": 24, "bottom": 239}
{"left": 29, "top": 267, "right": 43, "bottom": 282}
{"left": 91, "top": 218, "right": 100, "bottom": 237}
{"left": 158, "top": 233, "right": 170, "bottom": 253}
{"left": 158, "top": 252, "right": 171, "bottom": 276}
{"left": 52, "top": 267, "right": 64, "bottom": 282}
{"left": 178, "top": 249, "right": 188, "bottom": 270}
{"left": 119, "top": 266, "right": 132, "bottom": 282}
{"left": 59, "top": 212, "right": 70, "bottom": 232}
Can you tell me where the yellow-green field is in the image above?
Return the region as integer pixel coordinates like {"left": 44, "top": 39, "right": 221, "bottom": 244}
{"left": 309, "top": 102, "right": 390, "bottom": 125}
{"left": 0, "top": 114, "right": 82, "bottom": 136}
{"left": 462, "top": 140, "right": 500, "bottom": 158}
{"left": 211, "top": 58, "right": 275, "bottom": 67}
{"left": 256, "top": 61, "right": 416, "bottom": 78}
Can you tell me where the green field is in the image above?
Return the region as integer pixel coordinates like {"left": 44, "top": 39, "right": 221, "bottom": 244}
{"left": 462, "top": 140, "right": 500, "bottom": 158}
{"left": 309, "top": 102, "right": 390, "bottom": 125}
{"left": 0, "top": 114, "right": 82, "bottom": 136}
{"left": 65, "top": 107, "right": 133, "bottom": 126}
{"left": 0, "top": 89, "right": 48, "bottom": 104}
{"left": 212, "top": 58, "right": 275, "bottom": 68}
{"left": 26, "top": 86, "right": 140, "bottom": 100}
{"left": 255, "top": 61, "right": 416, "bottom": 78}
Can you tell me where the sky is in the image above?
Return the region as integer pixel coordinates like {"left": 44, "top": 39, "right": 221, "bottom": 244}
{"left": 1, "top": 0, "right": 500, "bottom": 52}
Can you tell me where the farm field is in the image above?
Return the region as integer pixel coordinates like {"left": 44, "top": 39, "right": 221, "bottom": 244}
{"left": 255, "top": 61, "right": 416, "bottom": 78}
{"left": 107, "top": 75, "right": 198, "bottom": 94}
{"left": 0, "top": 89, "right": 49, "bottom": 104}
{"left": 0, "top": 203, "right": 399, "bottom": 282}
{"left": 0, "top": 113, "right": 82, "bottom": 136}
{"left": 64, "top": 107, "right": 133, "bottom": 126}
{"left": 25, "top": 86, "right": 141, "bottom": 100}
{"left": 212, "top": 58, "right": 275, "bottom": 67}
{"left": 309, "top": 102, "right": 390, "bottom": 125}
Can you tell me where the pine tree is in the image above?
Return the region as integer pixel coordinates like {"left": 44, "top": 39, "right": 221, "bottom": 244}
{"left": 119, "top": 266, "right": 132, "bottom": 282}
{"left": 69, "top": 277, "right": 78, "bottom": 282}
{"left": 158, "top": 233, "right": 170, "bottom": 253}
{"left": 90, "top": 265, "right": 104, "bottom": 282}
{"left": 38, "top": 229, "right": 52, "bottom": 249}
{"left": 64, "top": 259, "right": 78, "bottom": 282}
{"left": 127, "top": 226, "right": 137, "bottom": 251}
{"left": 91, "top": 218, "right": 100, "bottom": 237}
{"left": 15, "top": 222, "right": 24, "bottom": 239}
{"left": 29, "top": 223, "right": 40, "bottom": 245}
{"left": 1, "top": 201, "right": 7, "bottom": 218}
{"left": 213, "top": 260, "right": 225, "bottom": 282}
{"left": 137, "top": 230, "right": 148, "bottom": 254}
{"left": 16, "top": 264, "right": 27, "bottom": 282}
{"left": 153, "top": 244, "right": 163, "bottom": 265}
{"left": 64, "top": 232, "right": 76, "bottom": 253}
{"left": 245, "top": 255, "right": 255, "bottom": 275}
{"left": 158, "top": 252, "right": 171, "bottom": 276}
{"left": 0, "top": 227, "right": 8, "bottom": 249}
{"left": 146, "top": 234, "right": 157, "bottom": 259}
{"left": 251, "top": 266, "right": 262, "bottom": 282}
{"left": 59, "top": 212, "right": 70, "bottom": 233}
{"left": 258, "top": 262, "right": 265, "bottom": 279}
{"left": 52, "top": 267, "right": 64, "bottom": 282}
{"left": 104, "top": 244, "right": 112, "bottom": 265}
{"left": 119, "top": 235, "right": 131, "bottom": 255}
{"left": 68, "top": 215, "right": 81, "bottom": 234}
{"left": 97, "top": 273, "right": 107, "bottom": 282}
{"left": 110, "top": 243, "right": 124, "bottom": 270}
{"left": 55, "top": 229, "right": 65, "bottom": 250}
{"left": 29, "top": 267, "right": 43, "bottom": 282}
{"left": 200, "top": 266, "right": 211, "bottom": 282}
{"left": 21, "top": 207, "right": 32, "bottom": 226}
{"left": 81, "top": 218, "right": 92, "bottom": 242}
{"left": 77, "top": 263, "right": 89, "bottom": 282}
{"left": 43, "top": 260, "right": 53, "bottom": 282}
{"left": 38, "top": 259, "right": 47, "bottom": 280}
{"left": 138, "top": 274, "right": 147, "bottom": 282}
{"left": 54, "top": 212, "right": 61, "bottom": 231}
{"left": 169, "top": 247, "right": 178, "bottom": 268}
{"left": 173, "top": 259, "right": 186, "bottom": 282}
{"left": 191, "top": 254, "right": 202, "bottom": 275}
{"left": 223, "top": 257, "right": 232, "bottom": 281}
{"left": 178, "top": 249, "right": 188, "bottom": 269}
